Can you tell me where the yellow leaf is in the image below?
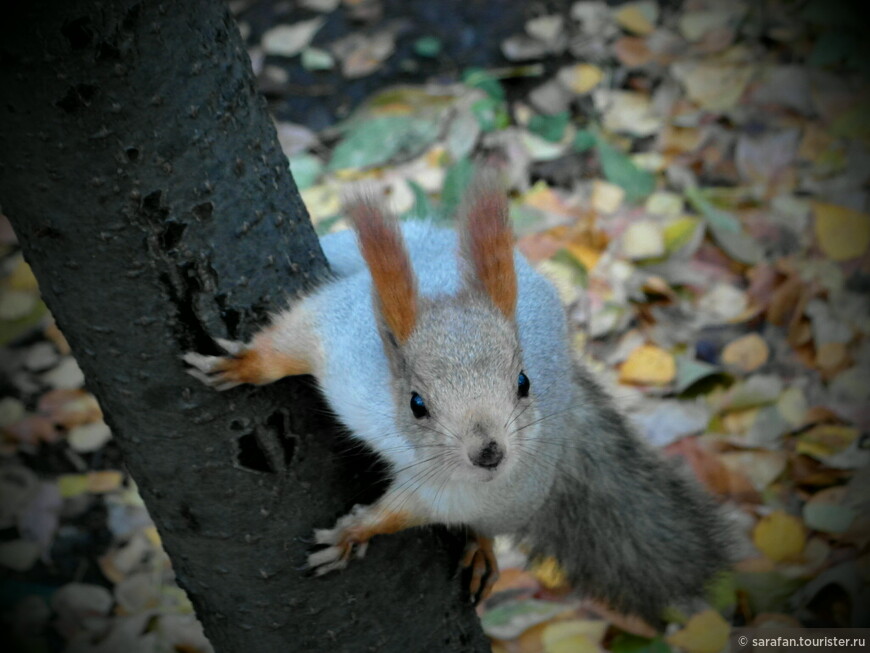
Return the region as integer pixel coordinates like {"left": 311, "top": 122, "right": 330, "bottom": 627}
{"left": 530, "top": 556, "right": 569, "bottom": 589}
{"left": 614, "top": 1, "right": 659, "bottom": 35}
{"left": 666, "top": 609, "right": 730, "bottom": 653}
{"left": 663, "top": 216, "right": 701, "bottom": 253}
{"left": 619, "top": 344, "right": 676, "bottom": 386}
{"left": 545, "top": 634, "right": 599, "bottom": 653}
{"left": 813, "top": 202, "right": 870, "bottom": 261}
{"left": 565, "top": 242, "right": 601, "bottom": 271}
{"left": 557, "top": 63, "right": 604, "bottom": 94}
{"left": 543, "top": 620, "right": 607, "bottom": 652}
{"left": 721, "top": 333, "right": 769, "bottom": 372}
{"left": 7, "top": 256, "right": 39, "bottom": 292}
{"left": 797, "top": 424, "right": 859, "bottom": 460}
{"left": 58, "top": 474, "right": 89, "bottom": 498}
{"left": 753, "top": 511, "right": 805, "bottom": 563}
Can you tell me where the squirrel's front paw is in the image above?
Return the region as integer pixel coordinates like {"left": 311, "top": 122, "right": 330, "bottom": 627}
{"left": 182, "top": 339, "right": 248, "bottom": 390}
{"left": 307, "top": 505, "right": 372, "bottom": 576}
{"left": 461, "top": 534, "right": 499, "bottom": 605}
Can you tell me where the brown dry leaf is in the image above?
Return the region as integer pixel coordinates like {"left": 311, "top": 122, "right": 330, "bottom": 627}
{"left": 333, "top": 31, "right": 396, "bottom": 78}
{"left": 813, "top": 202, "right": 870, "bottom": 261}
{"left": 37, "top": 388, "right": 102, "bottom": 429}
{"left": 718, "top": 451, "right": 787, "bottom": 493}
{"left": 671, "top": 61, "right": 755, "bottom": 112}
{"left": 721, "top": 333, "right": 769, "bottom": 372}
{"left": 613, "top": 36, "right": 653, "bottom": 67}
{"left": 666, "top": 609, "right": 730, "bottom": 653}
{"left": 618, "top": 344, "right": 675, "bottom": 386}
{"left": 753, "top": 510, "right": 805, "bottom": 563}
{"left": 4, "top": 415, "right": 59, "bottom": 446}
{"left": 542, "top": 619, "right": 607, "bottom": 653}
{"left": 664, "top": 437, "right": 737, "bottom": 497}
{"left": 815, "top": 342, "right": 849, "bottom": 376}
{"left": 88, "top": 471, "right": 124, "bottom": 494}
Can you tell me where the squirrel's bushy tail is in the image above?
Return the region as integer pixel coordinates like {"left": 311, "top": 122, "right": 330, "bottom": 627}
{"left": 517, "top": 362, "right": 733, "bottom": 626}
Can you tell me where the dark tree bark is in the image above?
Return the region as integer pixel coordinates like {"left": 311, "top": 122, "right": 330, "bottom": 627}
{"left": 0, "top": 2, "right": 488, "bottom": 651}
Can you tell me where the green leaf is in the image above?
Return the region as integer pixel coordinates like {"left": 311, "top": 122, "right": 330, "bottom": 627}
{"left": 413, "top": 36, "right": 442, "bottom": 58}
{"left": 573, "top": 129, "right": 596, "bottom": 152}
{"left": 328, "top": 115, "right": 440, "bottom": 171}
{"left": 685, "top": 187, "right": 764, "bottom": 264}
{"left": 528, "top": 111, "right": 570, "bottom": 143}
{"left": 595, "top": 137, "right": 656, "bottom": 203}
{"left": 0, "top": 299, "right": 47, "bottom": 346}
{"left": 402, "top": 180, "right": 434, "bottom": 222}
{"left": 440, "top": 156, "right": 474, "bottom": 219}
{"left": 803, "top": 502, "right": 857, "bottom": 534}
{"left": 462, "top": 67, "right": 506, "bottom": 101}
{"left": 288, "top": 154, "right": 323, "bottom": 190}
{"left": 471, "top": 97, "right": 508, "bottom": 133}
{"left": 706, "top": 571, "right": 737, "bottom": 612}
{"left": 611, "top": 634, "right": 672, "bottom": 653}
{"left": 675, "top": 356, "right": 722, "bottom": 394}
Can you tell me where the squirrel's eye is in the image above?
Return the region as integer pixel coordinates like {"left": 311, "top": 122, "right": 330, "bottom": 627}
{"left": 410, "top": 392, "right": 429, "bottom": 418}
{"left": 517, "top": 371, "right": 530, "bottom": 398}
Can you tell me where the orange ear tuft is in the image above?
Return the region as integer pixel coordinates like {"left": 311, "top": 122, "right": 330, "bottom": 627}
{"left": 459, "top": 174, "right": 517, "bottom": 320}
{"left": 346, "top": 196, "right": 418, "bottom": 343}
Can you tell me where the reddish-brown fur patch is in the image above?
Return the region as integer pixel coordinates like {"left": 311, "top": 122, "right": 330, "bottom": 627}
{"left": 459, "top": 178, "right": 517, "bottom": 319}
{"left": 218, "top": 331, "right": 312, "bottom": 385}
{"left": 346, "top": 197, "right": 418, "bottom": 342}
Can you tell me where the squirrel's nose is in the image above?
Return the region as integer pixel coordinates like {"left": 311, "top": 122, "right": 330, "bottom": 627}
{"left": 470, "top": 440, "right": 503, "bottom": 469}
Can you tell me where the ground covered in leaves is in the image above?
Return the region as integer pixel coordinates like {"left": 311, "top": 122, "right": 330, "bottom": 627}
{"left": 2, "top": 0, "right": 868, "bottom": 651}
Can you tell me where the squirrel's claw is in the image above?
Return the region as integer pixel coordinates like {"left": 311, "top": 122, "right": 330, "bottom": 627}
{"left": 182, "top": 351, "right": 243, "bottom": 391}
{"left": 461, "top": 535, "right": 499, "bottom": 605}
{"left": 306, "top": 512, "right": 372, "bottom": 576}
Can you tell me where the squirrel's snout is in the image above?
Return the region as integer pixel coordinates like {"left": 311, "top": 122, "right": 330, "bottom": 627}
{"left": 469, "top": 440, "right": 504, "bottom": 469}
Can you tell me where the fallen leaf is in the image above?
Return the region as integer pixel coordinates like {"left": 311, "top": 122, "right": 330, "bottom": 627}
{"left": 0, "top": 539, "right": 41, "bottom": 571}
{"left": 619, "top": 344, "right": 676, "bottom": 386}
{"left": 530, "top": 556, "right": 569, "bottom": 589}
{"left": 666, "top": 609, "right": 730, "bottom": 653}
{"left": 813, "top": 202, "right": 870, "bottom": 261}
{"left": 796, "top": 424, "right": 859, "bottom": 460}
{"left": 671, "top": 61, "right": 755, "bottom": 112}
{"left": 333, "top": 31, "right": 396, "bottom": 78}
{"left": 543, "top": 620, "right": 607, "bottom": 653}
{"left": 596, "top": 138, "right": 656, "bottom": 203}
{"left": 622, "top": 220, "right": 665, "bottom": 259}
{"left": 753, "top": 511, "right": 805, "bottom": 563}
{"left": 719, "top": 451, "right": 787, "bottom": 493}
{"left": 614, "top": 1, "right": 659, "bottom": 36}
{"left": 614, "top": 36, "right": 653, "bottom": 67}
{"left": 68, "top": 420, "right": 112, "bottom": 453}
{"left": 721, "top": 333, "right": 769, "bottom": 372}
{"left": 261, "top": 18, "right": 325, "bottom": 57}
{"left": 480, "top": 599, "right": 573, "bottom": 640}
{"left": 557, "top": 63, "right": 604, "bottom": 94}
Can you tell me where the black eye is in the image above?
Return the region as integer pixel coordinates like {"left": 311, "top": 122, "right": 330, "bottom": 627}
{"left": 517, "top": 371, "right": 530, "bottom": 398}
{"left": 410, "top": 392, "right": 429, "bottom": 418}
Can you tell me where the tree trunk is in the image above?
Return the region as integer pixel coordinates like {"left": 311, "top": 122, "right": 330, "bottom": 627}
{"left": 0, "top": 2, "right": 488, "bottom": 651}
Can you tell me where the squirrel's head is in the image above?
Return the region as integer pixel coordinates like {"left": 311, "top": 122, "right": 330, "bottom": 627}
{"left": 346, "top": 175, "right": 540, "bottom": 484}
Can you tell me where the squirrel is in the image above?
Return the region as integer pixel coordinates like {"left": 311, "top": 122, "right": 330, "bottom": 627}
{"left": 184, "top": 173, "right": 732, "bottom": 627}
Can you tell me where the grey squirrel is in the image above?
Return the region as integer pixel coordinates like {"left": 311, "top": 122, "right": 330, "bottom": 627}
{"left": 184, "top": 175, "right": 731, "bottom": 626}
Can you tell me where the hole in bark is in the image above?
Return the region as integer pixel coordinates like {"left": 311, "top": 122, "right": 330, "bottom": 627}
{"left": 192, "top": 201, "right": 214, "bottom": 221}
{"left": 180, "top": 504, "right": 200, "bottom": 531}
{"left": 56, "top": 84, "right": 98, "bottom": 114}
{"left": 142, "top": 190, "right": 163, "bottom": 212}
{"left": 237, "top": 432, "right": 273, "bottom": 473}
{"left": 230, "top": 419, "right": 245, "bottom": 431}
{"left": 62, "top": 17, "right": 92, "bottom": 50}
{"left": 125, "top": 147, "right": 139, "bottom": 161}
{"left": 267, "top": 410, "right": 296, "bottom": 466}
{"left": 122, "top": 4, "right": 141, "bottom": 31}
{"left": 96, "top": 41, "right": 121, "bottom": 60}
{"left": 158, "top": 221, "right": 186, "bottom": 251}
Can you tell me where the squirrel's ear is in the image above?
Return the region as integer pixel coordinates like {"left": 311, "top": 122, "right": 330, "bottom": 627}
{"left": 346, "top": 195, "right": 418, "bottom": 344}
{"left": 458, "top": 173, "right": 517, "bottom": 320}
